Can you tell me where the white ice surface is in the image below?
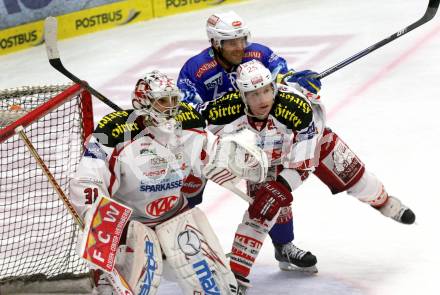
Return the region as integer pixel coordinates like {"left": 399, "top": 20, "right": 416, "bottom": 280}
{"left": 1, "top": 0, "right": 439, "bottom": 294}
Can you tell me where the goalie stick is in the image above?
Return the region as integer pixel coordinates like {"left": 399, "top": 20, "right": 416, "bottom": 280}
{"left": 14, "top": 126, "right": 134, "bottom": 295}
{"left": 317, "top": 0, "right": 440, "bottom": 79}
{"left": 44, "top": 16, "right": 123, "bottom": 112}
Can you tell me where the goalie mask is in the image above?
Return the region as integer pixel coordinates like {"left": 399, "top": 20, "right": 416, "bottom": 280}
{"left": 236, "top": 60, "right": 277, "bottom": 119}
{"left": 132, "top": 70, "right": 181, "bottom": 128}
{"left": 206, "top": 11, "right": 250, "bottom": 49}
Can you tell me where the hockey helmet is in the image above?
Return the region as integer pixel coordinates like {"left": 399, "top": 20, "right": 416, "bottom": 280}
{"left": 236, "top": 60, "right": 277, "bottom": 118}
{"left": 236, "top": 60, "right": 276, "bottom": 99}
{"left": 206, "top": 11, "right": 251, "bottom": 49}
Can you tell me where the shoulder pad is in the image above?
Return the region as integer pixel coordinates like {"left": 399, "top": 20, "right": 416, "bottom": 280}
{"left": 272, "top": 91, "right": 314, "bottom": 130}
{"left": 200, "top": 91, "right": 245, "bottom": 125}
{"left": 94, "top": 109, "right": 143, "bottom": 147}
{"left": 176, "top": 103, "right": 206, "bottom": 129}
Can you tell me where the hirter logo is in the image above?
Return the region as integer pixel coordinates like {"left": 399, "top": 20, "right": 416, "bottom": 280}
{"left": 146, "top": 196, "right": 178, "bottom": 217}
{"left": 232, "top": 21, "right": 242, "bottom": 27}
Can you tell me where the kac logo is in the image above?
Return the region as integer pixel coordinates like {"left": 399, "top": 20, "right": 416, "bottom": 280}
{"left": 145, "top": 195, "right": 178, "bottom": 217}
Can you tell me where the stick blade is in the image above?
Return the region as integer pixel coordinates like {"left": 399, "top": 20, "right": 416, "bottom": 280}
{"left": 44, "top": 16, "right": 60, "bottom": 60}
{"left": 429, "top": 0, "right": 440, "bottom": 9}
{"left": 426, "top": 0, "right": 440, "bottom": 20}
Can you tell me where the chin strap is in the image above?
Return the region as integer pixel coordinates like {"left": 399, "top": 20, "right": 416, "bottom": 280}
{"left": 244, "top": 105, "right": 267, "bottom": 121}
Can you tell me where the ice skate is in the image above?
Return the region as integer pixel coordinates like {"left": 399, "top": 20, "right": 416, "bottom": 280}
{"left": 92, "top": 270, "right": 113, "bottom": 295}
{"left": 234, "top": 273, "right": 251, "bottom": 295}
{"left": 378, "top": 196, "right": 416, "bottom": 224}
{"left": 274, "top": 242, "right": 318, "bottom": 274}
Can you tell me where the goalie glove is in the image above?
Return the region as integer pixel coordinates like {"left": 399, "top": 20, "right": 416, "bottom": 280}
{"left": 203, "top": 128, "right": 269, "bottom": 184}
{"left": 248, "top": 181, "right": 293, "bottom": 221}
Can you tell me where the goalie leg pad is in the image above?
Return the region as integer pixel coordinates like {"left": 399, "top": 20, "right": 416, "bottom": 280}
{"left": 156, "top": 208, "right": 238, "bottom": 295}
{"left": 313, "top": 129, "right": 365, "bottom": 194}
{"left": 115, "top": 221, "right": 162, "bottom": 295}
{"left": 230, "top": 211, "right": 277, "bottom": 277}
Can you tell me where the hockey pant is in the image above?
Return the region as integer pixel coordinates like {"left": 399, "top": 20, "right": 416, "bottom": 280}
{"left": 282, "top": 127, "right": 390, "bottom": 206}
{"left": 270, "top": 128, "right": 393, "bottom": 245}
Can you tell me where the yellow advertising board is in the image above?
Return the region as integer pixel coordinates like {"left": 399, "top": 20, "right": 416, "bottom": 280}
{"left": 152, "top": 0, "right": 243, "bottom": 17}
{"left": 0, "top": 0, "right": 152, "bottom": 56}
{"left": 0, "top": 22, "right": 45, "bottom": 56}
{"left": 59, "top": 0, "right": 153, "bottom": 38}
{"left": 0, "top": 0, "right": 243, "bottom": 56}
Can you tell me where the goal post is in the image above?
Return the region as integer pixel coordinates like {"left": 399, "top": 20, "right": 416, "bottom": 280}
{"left": 0, "top": 84, "right": 94, "bottom": 293}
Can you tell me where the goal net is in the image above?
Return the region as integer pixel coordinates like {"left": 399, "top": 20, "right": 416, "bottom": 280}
{"left": 0, "top": 84, "right": 94, "bottom": 290}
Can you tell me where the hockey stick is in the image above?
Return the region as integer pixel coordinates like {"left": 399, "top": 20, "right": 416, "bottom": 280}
{"left": 44, "top": 16, "right": 123, "bottom": 112}
{"left": 14, "top": 125, "right": 134, "bottom": 295}
{"left": 212, "top": 177, "right": 253, "bottom": 203}
{"left": 317, "top": 0, "right": 440, "bottom": 79}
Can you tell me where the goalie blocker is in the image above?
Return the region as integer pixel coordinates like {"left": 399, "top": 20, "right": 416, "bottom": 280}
{"left": 77, "top": 195, "right": 132, "bottom": 273}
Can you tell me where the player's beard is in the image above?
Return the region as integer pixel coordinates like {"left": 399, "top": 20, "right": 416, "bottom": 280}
{"left": 224, "top": 49, "right": 245, "bottom": 65}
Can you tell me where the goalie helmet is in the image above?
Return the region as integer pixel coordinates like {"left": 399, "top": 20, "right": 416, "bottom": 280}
{"left": 206, "top": 11, "right": 251, "bottom": 49}
{"left": 132, "top": 70, "right": 181, "bottom": 127}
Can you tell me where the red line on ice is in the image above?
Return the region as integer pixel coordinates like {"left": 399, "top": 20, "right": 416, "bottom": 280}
{"left": 327, "top": 22, "right": 440, "bottom": 119}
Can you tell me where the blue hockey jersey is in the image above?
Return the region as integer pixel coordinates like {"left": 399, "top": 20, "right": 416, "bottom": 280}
{"left": 177, "top": 43, "right": 288, "bottom": 107}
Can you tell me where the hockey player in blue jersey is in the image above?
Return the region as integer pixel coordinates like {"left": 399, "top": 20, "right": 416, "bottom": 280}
{"left": 178, "top": 11, "right": 292, "bottom": 107}
{"left": 177, "top": 10, "right": 321, "bottom": 274}
{"left": 177, "top": 14, "right": 281, "bottom": 105}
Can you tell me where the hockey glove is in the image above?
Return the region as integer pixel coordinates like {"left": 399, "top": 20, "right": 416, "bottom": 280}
{"left": 282, "top": 70, "right": 321, "bottom": 95}
{"left": 248, "top": 181, "right": 293, "bottom": 221}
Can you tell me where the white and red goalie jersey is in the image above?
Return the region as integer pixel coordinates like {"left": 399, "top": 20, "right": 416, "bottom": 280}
{"left": 70, "top": 107, "right": 210, "bottom": 226}
{"left": 70, "top": 104, "right": 267, "bottom": 294}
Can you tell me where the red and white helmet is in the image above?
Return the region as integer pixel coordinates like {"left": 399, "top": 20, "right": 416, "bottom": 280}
{"left": 206, "top": 11, "right": 251, "bottom": 49}
{"left": 132, "top": 70, "right": 181, "bottom": 126}
{"left": 236, "top": 59, "right": 276, "bottom": 104}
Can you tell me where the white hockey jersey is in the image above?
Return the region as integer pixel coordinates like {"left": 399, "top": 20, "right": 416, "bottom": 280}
{"left": 70, "top": 106, "right": 209, "bottom": 226}
{"left": 199, "top": 88, "right": 323, "bottom": 178}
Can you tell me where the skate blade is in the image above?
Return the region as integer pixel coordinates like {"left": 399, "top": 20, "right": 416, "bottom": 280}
{"left": 278, "top": 261, "right": 318, "bottom": 274}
